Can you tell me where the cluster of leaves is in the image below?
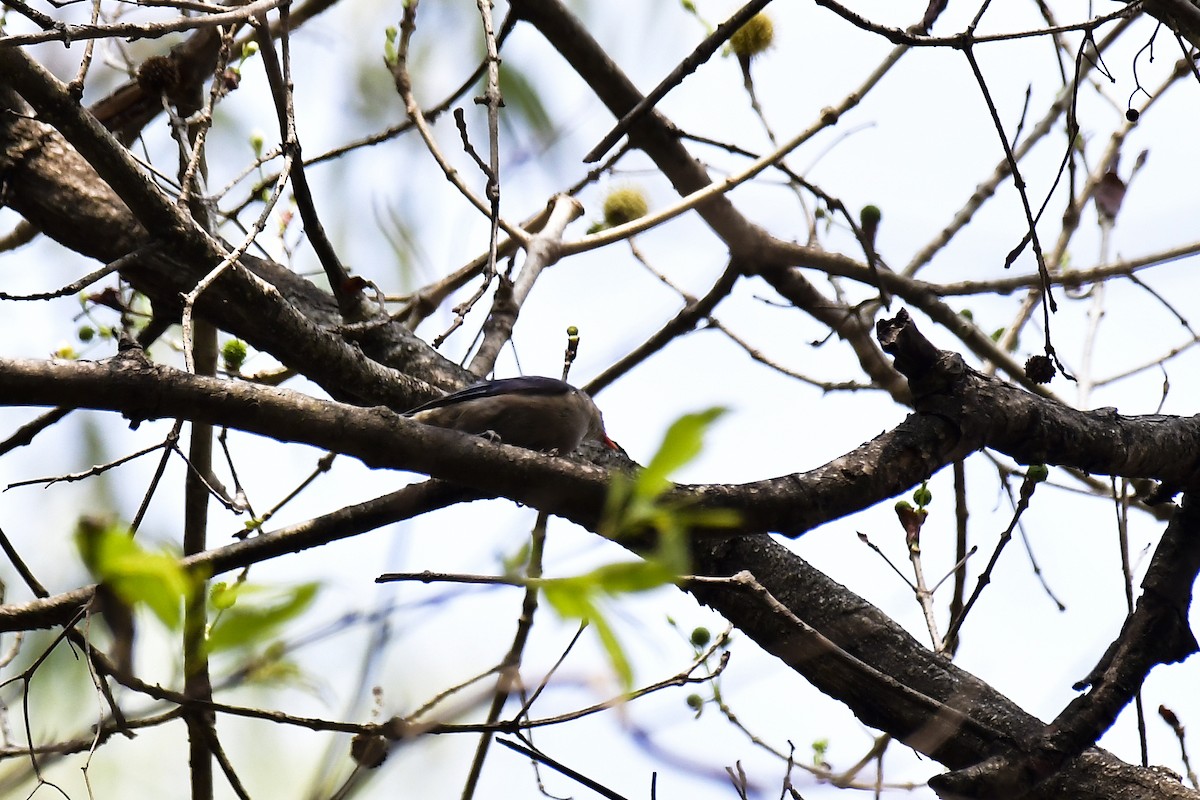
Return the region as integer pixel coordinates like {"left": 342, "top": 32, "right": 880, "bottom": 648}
{"left": 76, "top": 518, "right": 317, "bottom": 657}
{"left": 540, "top": 409, "right": 738, "bottom": 687}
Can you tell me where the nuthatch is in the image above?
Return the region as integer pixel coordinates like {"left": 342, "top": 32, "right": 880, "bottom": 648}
{"left": 406, "top": 376, "right": 616, "bottom": 454}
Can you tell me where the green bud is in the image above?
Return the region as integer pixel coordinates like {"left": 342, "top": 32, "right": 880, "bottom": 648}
{"left": 210, "top": 582, "right": 237, "bottom": 610}
{"left": 913, "top": 484, "right": 932, "bottom": 508}
{"left": 78, "top": 325, "right": 96, "bottom": 342}
{"left": 690, "top": 626, "right": 711, "bottom": 648}
{"left": 1027, "top": 464, "right": 1049, "bottom": 483}
{"left": 384, "top": 25, "right": 400, "bottom": 67}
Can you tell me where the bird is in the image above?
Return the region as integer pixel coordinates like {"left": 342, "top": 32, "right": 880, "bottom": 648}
{"left": 406, "top": 376, "right": 616, "bottom": 454}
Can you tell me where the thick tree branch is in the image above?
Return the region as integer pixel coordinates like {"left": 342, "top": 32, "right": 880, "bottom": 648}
{"left": 0, "top": 58, "right": 451, "bottom": 407}
{"left": 0, "top": 308, "right": 1198, "bottom": 602}
{"left": 0, "top": 313, "right": 1196, "bottom": 797}
{"left": 0, "top": 311, "right": 1198, "bottom": 543}
{"left": 930, "top": 490, "right": 1200, "bottom": 797}
{"left": 686, "top": 529, "right": 1198, "bottom": 800}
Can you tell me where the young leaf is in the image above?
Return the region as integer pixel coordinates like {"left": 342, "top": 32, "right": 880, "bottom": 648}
{"left": 542, "top": 581, "right": 633, "bottom": 689}
{"left": 206, "top": 582, "right": 319, "bottom": 654}
{"left": 75, "top": 519, "right": 198, "bottom": 630}
{"left": 556, "top": 407, "right": 735, "bottom": 689}
{"left": 587, "top": 609, "right": 633, "bottom": 689}
{"left": 635, "top": 407, "right": 727, "bottom": 501}
{"left": 498, "top": 65, "right": 554, "bottom": 145}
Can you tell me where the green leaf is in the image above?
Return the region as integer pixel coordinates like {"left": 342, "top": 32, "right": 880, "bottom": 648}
{"left": 555, "top": 408, "right": 734, "bottom": 689}
{"left": 498, "top": 65, "right": 553, "bottom": 144}
{"left": 75, "top": 519, "right": 198, "bottom": 630}
{"left": 541, "top": 578, "right": 592, "bottom": 620}
{"left": 244, "top": 652, "right": 306, "bottom": 687}
{"left": 540, "top": 556, "right": 683, "bottom": 691}
{"left": 601, "top": 408, "right": 738, "bottom": 575}
{"left": 541, "top": 582, "right": 632, "bottom": 689}
{"left": 206, "top": 582, "right": 319, "bottom": 654}
{"left": 588, "top": 559, "right": 679, "bottom": 595}
{"left": 210, "top": 581, "right": 238, "bottom": 611}
{"left": 501, "top": 540, "right": 532, "bottom": 577}
{"left": 635, "top": 408, "right": 726, "bottom": 502}
{"left": 587, "top": 611, "right": 633, "bottom": 688}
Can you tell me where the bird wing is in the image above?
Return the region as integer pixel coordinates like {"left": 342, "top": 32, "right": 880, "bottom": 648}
{"left": 405, "top": 376, "right": 573, "bottom": 415}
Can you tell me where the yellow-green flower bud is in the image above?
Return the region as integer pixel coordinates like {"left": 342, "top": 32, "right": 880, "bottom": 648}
{"left": 602, "top": 186, "right": 649, "bottom": 227}
{"left": 222, "top": 339, "right": 249, "bottom": 374}
{"left": 729, "top": 14, "right": 774, "bottom": 59}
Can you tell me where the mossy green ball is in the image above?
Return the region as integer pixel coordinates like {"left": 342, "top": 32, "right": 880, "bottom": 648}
{"left": 603, "top": 187, "right": 649, "bottom": 227}
{"left": 730, "top": 14, "right": 774, "bottom": 58}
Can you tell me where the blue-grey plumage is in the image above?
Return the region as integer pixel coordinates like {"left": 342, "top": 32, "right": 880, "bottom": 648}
{"left": 406, "top": 376, "right": 616, "bottom": 453}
